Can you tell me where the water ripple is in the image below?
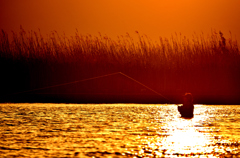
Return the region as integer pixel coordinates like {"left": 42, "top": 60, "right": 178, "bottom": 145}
{"left": 0, "top": 104, "right": 240, "bottom": 157}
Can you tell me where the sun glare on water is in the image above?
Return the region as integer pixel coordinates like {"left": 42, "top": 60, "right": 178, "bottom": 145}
{"left": 162, "top": 118, "right": 212, "bottom": 155}
{"left": 138, "top": 105, "right": 218, "bottom": 157}
{"left": 1, "top": 104, "right": 240, "bottom": 157}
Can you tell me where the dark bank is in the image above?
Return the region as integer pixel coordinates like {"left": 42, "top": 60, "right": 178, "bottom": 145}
{"left": 0, "top": 29, "right": 240, "bottom": 104}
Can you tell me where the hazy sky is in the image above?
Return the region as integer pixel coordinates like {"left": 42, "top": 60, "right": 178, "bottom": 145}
{"left": 1, "top": 0, "right": 240, "bottom": 41}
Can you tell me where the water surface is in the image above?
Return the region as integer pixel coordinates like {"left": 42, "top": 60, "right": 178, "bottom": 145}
{"left": 1, "top": 104, "right": 240, "bottom": 157}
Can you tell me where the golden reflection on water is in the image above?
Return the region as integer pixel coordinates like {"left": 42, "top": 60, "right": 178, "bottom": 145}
{"left": 160, "top": 117, "right": 212, "bottom": 156}
{"left": 135, "top": 105, "right": 240, "bottom": 157}
{"left": 1, "top": 104, "right": 240, "bottom": 157}
{"left": 134, "top": 105, "right": 216, "bottom": 157}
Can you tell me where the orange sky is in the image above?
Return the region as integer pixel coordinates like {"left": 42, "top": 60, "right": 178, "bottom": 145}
{"left": 1, "top": 0, "right": 240, "bottom": 41}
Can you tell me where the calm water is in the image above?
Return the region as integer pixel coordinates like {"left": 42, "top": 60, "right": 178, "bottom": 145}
{"left": 1, "top": 104, "right": 240, "bottom": 157}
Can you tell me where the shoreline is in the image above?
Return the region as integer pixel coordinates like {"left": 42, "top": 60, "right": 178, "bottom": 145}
{"left": 1, "top": 29, "right": 240, "bottom": 105}
{"left": 2, "top": 93, "right": 240, "bottom": 105}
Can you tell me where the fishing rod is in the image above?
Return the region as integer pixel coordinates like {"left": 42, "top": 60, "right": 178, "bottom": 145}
{"left": 118, "top": 72, "right": 175, "bottom": 103}
{"left": 3, "top": 72, "right": 174, "bottom": 103}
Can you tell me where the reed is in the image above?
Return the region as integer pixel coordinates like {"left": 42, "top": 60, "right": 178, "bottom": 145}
{"left": 0, "top": 27, "right": 240, "bottom": 103}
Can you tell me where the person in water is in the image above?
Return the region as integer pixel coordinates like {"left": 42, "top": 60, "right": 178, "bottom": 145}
{"left": 178, "top": 93, "right": 194, "bottom": 118}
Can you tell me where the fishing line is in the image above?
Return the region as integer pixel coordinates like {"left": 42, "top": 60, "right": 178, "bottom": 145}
{"left": 5, "top": 72, "right": 121, "bottom": 96}
{"left": 3, "top": 72, "right": 174, "bottom": 103}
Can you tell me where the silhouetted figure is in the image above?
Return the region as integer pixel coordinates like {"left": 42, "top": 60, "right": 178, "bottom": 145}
{"left": 178, "top": 93, "right": 194, "bottom": 118}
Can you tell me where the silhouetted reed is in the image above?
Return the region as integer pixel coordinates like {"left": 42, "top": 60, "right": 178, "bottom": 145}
{"left": 0, "top": 27, "right": 239, "bottom": 103}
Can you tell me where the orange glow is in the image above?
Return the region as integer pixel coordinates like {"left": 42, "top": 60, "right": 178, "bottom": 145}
{"left": 0, "top": 0, "right": 240, "bottom": 41}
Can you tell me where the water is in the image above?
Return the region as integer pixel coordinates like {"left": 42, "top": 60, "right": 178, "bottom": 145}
{"left": 1, "top": 104, "right": 240, "bottom": 157}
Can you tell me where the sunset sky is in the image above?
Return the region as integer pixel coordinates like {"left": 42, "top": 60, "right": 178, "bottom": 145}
{"left": 1, "top": 0, "right": 240, "bottom": 41}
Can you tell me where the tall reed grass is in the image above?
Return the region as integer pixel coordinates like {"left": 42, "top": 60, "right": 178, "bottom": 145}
{"left": 0, "top": 27, "right": 240, "bottom": 103}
